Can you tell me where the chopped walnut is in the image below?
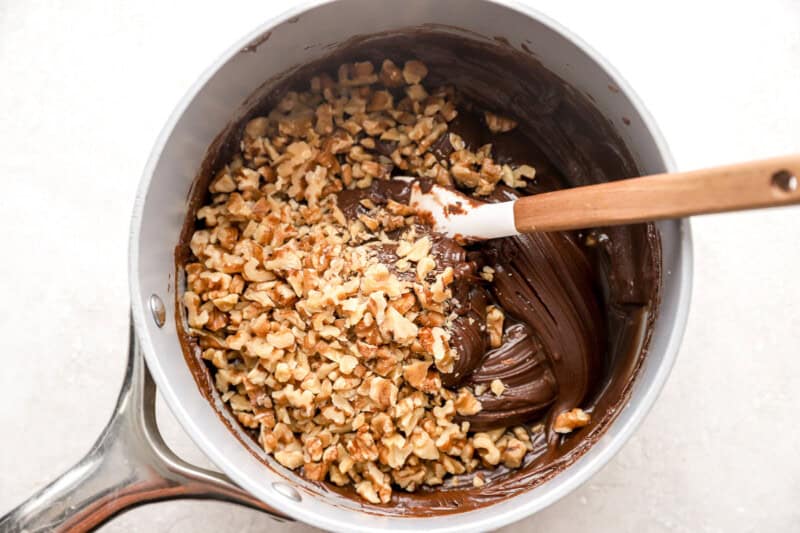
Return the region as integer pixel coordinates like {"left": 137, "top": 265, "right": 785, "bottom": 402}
{"left": 472, "top": 432, "right": 501, "bottom": 466}
{"left": 553, "top": 408, "right": 592, "bottom": 434}
{"left": 484, "top": 111, "right": 517, "bottom": 133}
{"left": 275, "top": 447, "right": 304, "bottom": 469}
{"left": 490, "top": 379, "right": 505, "bottom": 397}
{"left": 182, "top": 56, "right": 543, "bottom": 505}
{"left": 454, "top": 389, "right": 482, "bottom": 416}
{"left": 379, "top": 59, "right": 404, "bottom": 87}
{"left": 485, "top": 305, "right": 505, "bottom": 348}
{"left": 402, "top": 60, "right": 428, "bottom": 85}
{"left": 501, "top": 437, "right": 527, "bottom": 468}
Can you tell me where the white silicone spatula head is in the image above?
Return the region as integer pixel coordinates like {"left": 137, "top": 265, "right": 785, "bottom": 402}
{"left": 408, "top": 181, "right": 518, "bottom": 241}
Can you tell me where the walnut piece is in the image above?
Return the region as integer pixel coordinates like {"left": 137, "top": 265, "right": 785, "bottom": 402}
{"left": 553, "top": 408, "right": 591, "bottom": 434}
{"left": 490, "top": 379, "right": 505, "bottom": 397}
{"left": 484, "top": 111, "right": 517, "bottom": 133}
{"left": 485, "top": 305, "right": 504, "bottom": 348}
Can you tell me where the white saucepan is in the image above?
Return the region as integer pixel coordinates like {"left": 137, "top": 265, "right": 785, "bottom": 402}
{"left": 1, "top": 1, "right": 692, "bottom": 531}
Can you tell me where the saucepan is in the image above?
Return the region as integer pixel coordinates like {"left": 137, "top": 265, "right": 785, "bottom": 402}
{"left": 0, "top": 0, "right": 692, "bottom": 531}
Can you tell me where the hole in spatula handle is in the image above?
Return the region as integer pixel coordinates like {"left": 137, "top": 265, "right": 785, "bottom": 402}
{"left": 771, "top": 169, "right": 798, "bottom": 192}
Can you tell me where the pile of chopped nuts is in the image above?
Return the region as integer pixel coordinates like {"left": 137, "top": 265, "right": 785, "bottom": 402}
{"left": 182, "top": 58, "right": 581, "bottom": 503}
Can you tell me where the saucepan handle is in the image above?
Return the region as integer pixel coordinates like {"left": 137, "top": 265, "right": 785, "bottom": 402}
{"left": 0, "top": 317, "right": 290, "bottom": 533}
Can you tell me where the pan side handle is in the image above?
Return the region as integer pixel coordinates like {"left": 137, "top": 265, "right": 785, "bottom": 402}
{"left": 0, "top": 316, "right": 290, "bottom": 533}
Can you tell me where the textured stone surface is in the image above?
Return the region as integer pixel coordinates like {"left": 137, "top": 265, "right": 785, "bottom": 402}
{"left": 1, "top": 1, "right": 798, "bottom": 531}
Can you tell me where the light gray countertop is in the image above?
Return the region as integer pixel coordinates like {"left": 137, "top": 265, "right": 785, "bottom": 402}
{"left": 1, "top": 1, "right": 798, "bottom": 531}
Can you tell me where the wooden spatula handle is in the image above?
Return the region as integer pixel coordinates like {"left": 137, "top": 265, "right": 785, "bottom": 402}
{"left": 513, "top": 154, "right": 800, "bottom": 233}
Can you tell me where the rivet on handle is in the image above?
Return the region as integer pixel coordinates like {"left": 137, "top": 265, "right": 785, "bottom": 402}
{"left": 771, "top": 170, "right": 798, "bottom": 192}
{"left": 272, "top": 482, "right": 301, "bottom": 502}
{"left": 149, "top": 294, "right": 166, "bottom": 328}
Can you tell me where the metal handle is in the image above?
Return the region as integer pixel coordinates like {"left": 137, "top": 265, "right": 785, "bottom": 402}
{"left": 0, "top": 317, "right": 290, "bottom": 532}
